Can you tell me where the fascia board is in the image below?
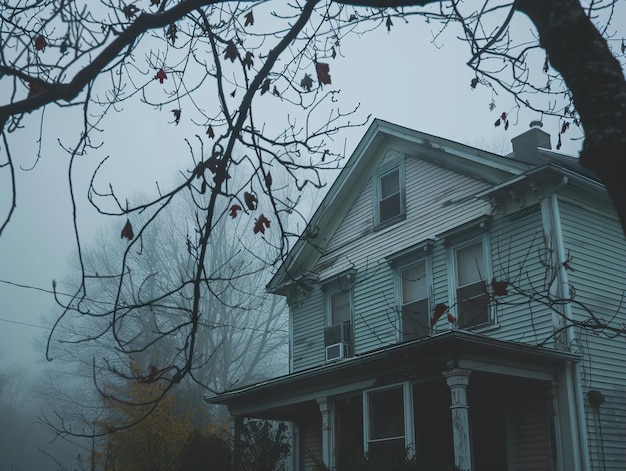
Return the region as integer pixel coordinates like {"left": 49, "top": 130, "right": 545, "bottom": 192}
{"left": 267, "top": 120, "right": 391, "bottom": 292}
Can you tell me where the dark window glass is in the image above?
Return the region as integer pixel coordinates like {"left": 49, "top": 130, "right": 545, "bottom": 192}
{"left": 331, "top": 290, "right": 351, "bottom": 325}
{"left": 456, "top": 241, "right": 489, "bottom": 328}
{"left": 402, "top": 299, "right": 430, "bottom": 341}
{"left": 379, "top": 169, "right": 401, "bottom": 223}
{"left": 457, "top": 282, "right": 489, "bottom": 327}
{"left": 401, "top": 263, "right": 429, "bottom": 340}
{"left": 368, "top": 387, "right": 405, "bottom": 460}
{"left": 369, "top": 387, "right": 404, "bottom": 440}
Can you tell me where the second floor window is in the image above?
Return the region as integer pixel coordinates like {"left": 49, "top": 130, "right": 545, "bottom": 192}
{"left": 325, "top": 289, "right": 353, "bottom": 361}
{"left": 330, "top": 290, "right": 351, "bottom": 325}
{"left": 454, "top": 240, "right": 490, "bottom": 328}
{"left": 401, "top": 262, "right": 430, "bottom": 341}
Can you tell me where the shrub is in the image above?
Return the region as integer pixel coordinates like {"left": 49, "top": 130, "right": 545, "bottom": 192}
{"left": 239, "top": 420, "right": 291, "bottom": 471}
{"left": 314, "top": 452, "right": 460, "bottom": 471}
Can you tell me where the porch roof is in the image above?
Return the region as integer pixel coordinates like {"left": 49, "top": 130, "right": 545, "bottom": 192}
{"left": 206, "top": 330, "right": 580, "bottom": 418}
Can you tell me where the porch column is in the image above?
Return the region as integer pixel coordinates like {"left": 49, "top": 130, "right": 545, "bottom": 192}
{"left": 317, "top": 398, "right": 334, "bottom": 469}
{"left": 444, "top": 368, "right": 472, "bottom": 471}
{"left": 228, "top": 415, "right": 243, "bottom": 469}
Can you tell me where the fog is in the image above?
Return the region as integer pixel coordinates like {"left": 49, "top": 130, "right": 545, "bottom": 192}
{"left": 1, "top": 4, "right": 616, "bottom": 468}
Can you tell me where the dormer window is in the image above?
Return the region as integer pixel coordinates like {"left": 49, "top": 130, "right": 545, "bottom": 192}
{"left": 374, "top": 158, "right": 405, "bottom": 228}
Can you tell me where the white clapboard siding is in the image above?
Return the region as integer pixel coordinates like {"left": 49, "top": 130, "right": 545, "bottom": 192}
{"left": 559, "top": 200, "right": 626, "bottom": 470}
{"left": 318, "top": 157, "right": 492, "bottom": 281}
{"left": 353, "top": 263, "right": 398, "bottom": 353}
{"left": 292, "top": 286, "right": 325, "bottom": 372}
{"left": 488, "top": 207, "right": 555, "bottom": 345}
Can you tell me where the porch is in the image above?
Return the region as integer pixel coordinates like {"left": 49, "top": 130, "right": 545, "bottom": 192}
{"left": 207, "top": 330, "right": 582, "bottom": 471}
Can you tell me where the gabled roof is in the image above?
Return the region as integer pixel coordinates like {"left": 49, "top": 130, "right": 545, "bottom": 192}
{"left": 267, "top": 119, "right": 529, "bottom": 293}
{"left": 267, "top": 119, "right": 607, "bottom": 294}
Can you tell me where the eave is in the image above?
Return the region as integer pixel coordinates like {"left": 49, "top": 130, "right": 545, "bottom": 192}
{"left": 476, "top": 163, "right": 611, "bottom": 216}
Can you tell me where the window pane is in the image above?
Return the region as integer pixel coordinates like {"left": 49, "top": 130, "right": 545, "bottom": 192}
{"left": 402, "top": 299, "right": 429, "bottom": 341}
{"left": 458, "top": 282, "right": 490, "bottom": 328}
{"left": 379, "top": 194, "right": 401, "bottom": 223}
{"left": 380, "top": 169, "right": 399, "bottom": 199}
{"left": 369, "top": 387, "right": 404, "bottom": 440}
{"left": 456, "top": 241, "right": 485, "bottom": 287}
{"left": 367, "top": 438, "right": 406, "bottom": 461}
{"left": 402, "top": 263, "right": 426, "bottom": 303}
{"left": 331, "top": 291, "right": 351, "bottom": 325}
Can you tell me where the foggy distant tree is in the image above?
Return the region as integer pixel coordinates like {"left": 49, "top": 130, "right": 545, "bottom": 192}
{"left": 0, "top": 365, "right": 81, "bottom": 470}
{"left": 1, "top": 0, "right": 625, "bottom": 437}
{"left": 40, "top": 191, "right": 288, "bottom": 436}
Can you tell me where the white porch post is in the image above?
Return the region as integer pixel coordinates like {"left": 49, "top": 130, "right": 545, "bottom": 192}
{"left": 444, "top": 368, "right": 472, "bottom": 471}
{"left": 317, "top": 398, "right": 335, "bottom": 469}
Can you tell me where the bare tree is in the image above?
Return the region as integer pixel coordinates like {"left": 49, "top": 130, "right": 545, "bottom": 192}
{"left": 1, "top": 0, "right": 624, "bottom": 437}
{"left": 41, "top": 188, "right": 288, "bottom": 434}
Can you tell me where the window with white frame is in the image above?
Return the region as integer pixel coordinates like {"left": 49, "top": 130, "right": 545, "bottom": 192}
{"left": 400, "top": 261, "right": 430, "bottom": 341}
{"left": 365, "top": 386, "right": 406, "bottom": 459}
{"left": 324, "top": 289, "right": 353, "bottom": 361}
{"left": 453, "top": 239, "right": 491, "bottom": 328}
{"left": 330, "top": 289, "right": 351, "bottom": 325}
{"left": 374, "top": 159, "right": 405, "bottom": 227}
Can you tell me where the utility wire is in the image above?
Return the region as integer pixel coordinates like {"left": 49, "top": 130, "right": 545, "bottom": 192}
{"left": 0, "top": 278, "right": 61, "bottom": 296}
{"left": 0, "top": 316, "right": 48, "bottom": 330}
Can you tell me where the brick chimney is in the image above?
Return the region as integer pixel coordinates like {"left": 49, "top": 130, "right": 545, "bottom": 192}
{"left": 510, "top": 120, "right": 551, "bottom": 164}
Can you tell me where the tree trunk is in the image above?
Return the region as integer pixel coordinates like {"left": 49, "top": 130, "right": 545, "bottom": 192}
{"left": 517, "top": 0, "right": 626, "bottom": 237}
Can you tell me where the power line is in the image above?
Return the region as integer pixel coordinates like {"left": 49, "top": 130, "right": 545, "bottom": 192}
{"left": 0, "top": 278, "right": 57, "bottom": 296}
{"left": 0, "top": 316, "right": 48, "bottom": 330}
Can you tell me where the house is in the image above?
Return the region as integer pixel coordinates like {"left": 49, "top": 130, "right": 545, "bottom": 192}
{"left": 207, "top": 119, "right": 626, "bottom": 471}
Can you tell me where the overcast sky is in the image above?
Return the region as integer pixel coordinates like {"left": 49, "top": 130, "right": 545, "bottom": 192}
{"left": 0, "top": 4, "right": 624, "bottom": 467}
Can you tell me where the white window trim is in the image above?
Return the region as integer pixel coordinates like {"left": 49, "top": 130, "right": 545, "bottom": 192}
{"left": 395, "top": 256, "right": 433, "bottom": 343}
{"left": 363, "top": 382, "right": 414, "bottom": 457}
{"left": 447, "top": 232, "right": 495, "bottom": 329}
{"left": 373, "top": 157, "right": 406, "bottom": 229}
{"left": 326, "top": 287, "right": 354, "bottom": 327}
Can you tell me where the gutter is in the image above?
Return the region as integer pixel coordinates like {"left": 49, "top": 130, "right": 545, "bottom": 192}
{"left": 206, "top": 329, "right": 580, "bottom": 405}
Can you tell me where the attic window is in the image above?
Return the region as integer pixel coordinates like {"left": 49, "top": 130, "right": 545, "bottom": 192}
{"left": 374, "top": 158, "right": 406, "bottom": 228}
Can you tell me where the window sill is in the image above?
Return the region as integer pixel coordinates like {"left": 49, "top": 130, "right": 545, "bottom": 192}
{"left": 374, "top": 212, "right": 406, "bottom": 232}
{"left": 459, "top": 322, "right": 500, "bottom": 334}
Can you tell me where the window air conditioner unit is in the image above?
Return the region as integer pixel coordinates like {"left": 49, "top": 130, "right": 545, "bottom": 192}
{"left": 324, "top": 322, "right": 352, "bottom": 362}
{"left": 325, "top": 342, "right": 352, "bottom": 362}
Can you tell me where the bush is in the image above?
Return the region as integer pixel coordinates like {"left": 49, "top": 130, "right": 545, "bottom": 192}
{"left": 239, "top": 420, "right": 291, "bottom": 471}
{"left": 176, "top": 428, "right": 232, "bottom": 471}
{"left": 314, "top": 452, "right": 460, "bottom": 471}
